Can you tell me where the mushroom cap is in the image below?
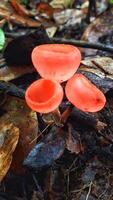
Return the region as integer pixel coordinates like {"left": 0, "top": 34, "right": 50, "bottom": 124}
{"left": 25, "top": 79, "right": 63, "bottom": 113}
{"left": 32, "top": 44, "right": 81, "bottom": 82}
{"left": 65, "top": 74, "right": 106, "bottom": 112}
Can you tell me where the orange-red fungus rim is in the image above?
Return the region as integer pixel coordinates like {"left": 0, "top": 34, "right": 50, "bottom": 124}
{"left": 25, "top": 78, "right": 64, "bottom": 113}
{"left": 31, "top": 44, "right": 81, "bottom": 82}
{"left": 65, "top": 74, "right": 106, "bottom": 112}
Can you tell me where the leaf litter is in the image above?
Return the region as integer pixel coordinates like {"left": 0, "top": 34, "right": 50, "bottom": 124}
{"left": 0, "top": 0, "right": 113, "bottom": 200}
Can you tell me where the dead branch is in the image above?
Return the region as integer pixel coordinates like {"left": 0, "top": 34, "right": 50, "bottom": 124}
{"left": 52, "top": 37, "right": 113, "bottom": 53}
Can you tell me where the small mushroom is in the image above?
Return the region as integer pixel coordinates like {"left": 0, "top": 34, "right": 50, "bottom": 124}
{"left": 65, "top": 74, "right": 106, "bottom": 112}
{"left": 25, "top": 78, "right": 63, "bottom": 113}
{"left": 31, "top": 44, "right": 81, "bottom": 82}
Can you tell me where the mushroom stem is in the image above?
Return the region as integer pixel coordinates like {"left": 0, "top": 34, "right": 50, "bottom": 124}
{"left": 42, "top": 108, "right": 62, "bottom": 126}
{"left": 52, "top": 108, "right": 62, "bottom": 126}
{"left": 61, "top": 104, "right": 74, "bottom": 123}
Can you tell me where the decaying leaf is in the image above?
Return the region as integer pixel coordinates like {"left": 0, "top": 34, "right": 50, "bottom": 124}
{"left": 36, "top": 2, "right": 54, "bottom": 19}
{"left": 10, "top": 0, "right": 29, "bottom": 17}
{"left": 66, "top": 124, "right": 84, "bottom": 154}
{"left": 53, "top": 9, "right": 85, "bottom": 26}
{"left": 50, "top": 0, "right": 74, "bottom": 8}
{"left": 0, "top": 96, "right": 38, "bottom": 174}
{"left": 24, "top": 126, "right": 65, "bottom": 169}
{"left": 81, "top": 57, "right": 113, "bottom": 80}
{"left": 0, "top": 7, "right": 41, "bottom": 28}
{"left": 79, "top": 57, "right": 113, "bottom": 93}
{"left": 81, "top": 6, "right": 113, "bottom": 56}
{"left": 0, "top": 65, "right": 34, "bottom": 81}
{"left": 46, "top": 26, "right": 57, "bottom": 38}
{"left": 0, "top": 122, "right": 19, "bottom": 182}
{"left": 45, "top": 167, "right": 65, "bottom": 199}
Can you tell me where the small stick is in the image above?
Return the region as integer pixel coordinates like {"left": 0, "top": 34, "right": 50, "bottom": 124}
{"left": 52, "top": 37, "right": 113, "bottom": 53}
{"left": 86, "top": 0, "right": 97, "bottom": 22}
{"left": 85, "top": 181, "right": 93, "bottom": 200}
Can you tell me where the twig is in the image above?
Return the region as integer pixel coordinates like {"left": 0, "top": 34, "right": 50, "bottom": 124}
{"left": 85, "top": 181, "right": 93, "bottom": 200}
{"left": 52, "top": 37, "right": 113, "bottom": 53}
{"left": 0, "top": 81, "right": 25, "bottom": 99}
{"left": 86, "top": 0, "right": 97, "bottom": 22}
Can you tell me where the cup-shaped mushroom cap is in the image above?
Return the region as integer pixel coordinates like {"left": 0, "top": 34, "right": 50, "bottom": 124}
{"left": 32, "top": 44, "right": 81, "bottom": 82}
{"left": 25, "top": 79, "right": 63, "bottom": 113}
{"left": 65, "top": 74, "right": 106, "bottom": 112}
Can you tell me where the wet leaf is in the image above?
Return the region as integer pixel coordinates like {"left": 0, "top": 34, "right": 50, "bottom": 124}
{"left": 81, "top": 57, "right": 113, "bottom": 80}
{"left": 66, "top": 125, "right": 84, "bottom": 154}
{"left": 46, "top": 26, "right": 57, "bottom": 38}
{"left": 50, "top": 0, "right": 74, "bottom": 8}
{"left": 80, "top": 70, "right": 113, "bottom": 93}
{"left": 37, "top": 2, "right": 54, "bottom": 19}
{"left": 79, "top": 57, "right": 113, "bottom": 93}
{"left": 0, "top": 65, "right": 34, "bottom": 81}
{"left": 24, "top": 126, "right": 65, "bottom": 169}
{"left": 10, "top": 0, "right": 29, "bottom": 16}
{"left": 0, "top": 7, "right": 40, "bottom": 28}
{"left": 45, "top": 167, "right": 65, "bottom": 199}
{"left": 53, "top": 9, "right": 85, "bottom": 25}
{"left": 0, "top": 29, "right": 5, "bottom": 50}
{"left": 0, "top": 122, "right": 19, "bottom": 182}
{"left": 1, "top": 96, "right": 38, "bottom": 174}
{"left": 81, "top": 7, "right": 113, "bottom": 56}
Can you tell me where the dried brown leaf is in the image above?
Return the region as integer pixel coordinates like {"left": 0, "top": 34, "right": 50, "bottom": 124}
{"left": 0, "top": 7, "right": 41, "bottom": 27}
{"left": 66, "top": 125, "right": 84, "bottom": 154}
{"left": 81, "top": 57, "right": 113, "bottom": 80}
{"left": 37, "top": 2, "right": 54, "bottom": 19}
{"left": 0, "top": 65, "right": 34, "bottom": 81}
{"left": 1, "top": 96, "right": 38, "bottom": 174}
{"left": 0, "top": 122, "right": 19, "bottom": 182}
{"left": 10, "top": 0, "right": 29, "bottom": 17}
{"left": 81, "top": 7, "right": 113, "bottom": 56}
{"left": 53, "top": 9, "right": 85, "bottom": 25}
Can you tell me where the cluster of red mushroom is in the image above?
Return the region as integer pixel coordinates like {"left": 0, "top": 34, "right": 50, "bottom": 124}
{"left": 25, "top": 44, "right": 106, "bottom": 114}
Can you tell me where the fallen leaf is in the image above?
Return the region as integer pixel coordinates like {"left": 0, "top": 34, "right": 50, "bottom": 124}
{"left": 0, "top": 122, "right": 19, "bottom": 182}
{"left": 45, "top": 167, "right": 65, "bottom": 199}
{"left": 10, "top": 0, "right": 29, "bottom": 17}
{"left": 0, "top": 7, "right": 41, "bottom": 28}
{"left": 46, "top": 26, "right": 57, "bottom": 38}
{"left": 79, "top": 57, "right": 113, "bottom": 93}
{"left": 1, "top": 96, "right": 38, "bottom": 174}
{"left": 36, "top": 2, "right": 54, "bottom": 19}
{"left": 81, "top": 57, "right": 113, "bottom": 80}
{"left": 66, "top": 124, "right": 84, "bottom": 154}
{"left": 0, "top": 65, "right": 34, "bottom": 81}
{"left": 23, "top": 126, "right": 65, "bottom": 169}
{"left": 10, "top": 12, "right": 41, "bottom": 27}
{"left": 54, "top": 9, "right": 85, "bottom": 25}
{"left": 81, "top": 7, "right": 113, "bottom": 56}
{"left": 50, "top": 0, "right": 74, "bottom": 8}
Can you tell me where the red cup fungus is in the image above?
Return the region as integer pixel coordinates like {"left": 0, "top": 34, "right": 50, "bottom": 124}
{"left": 65, "top": 74, "right": 106, "bottom": 112}
{"left": 31, "top": 44, "right": 81, "bottom": 82}
{"left": 25, "top": 78, "right": 63, "bottom": 113}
